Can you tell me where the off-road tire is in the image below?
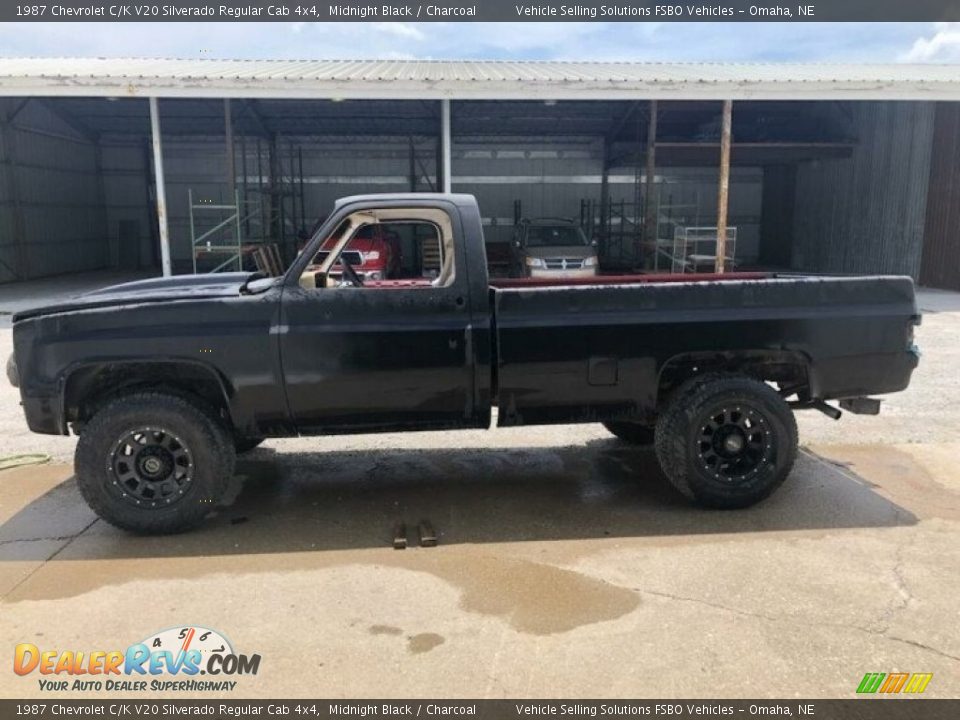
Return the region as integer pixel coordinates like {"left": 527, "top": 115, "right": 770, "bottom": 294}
{"left": 234, "top": 436, "right": 265, "bottom": 454}
{"left": 75, "top": 392, "right": 236, "bottom": 534}
{"left": 603, "top": 421, "right": 655, "bottom": 446}
{"left": 654, "top": 375, "right": 797, "bottom": 509}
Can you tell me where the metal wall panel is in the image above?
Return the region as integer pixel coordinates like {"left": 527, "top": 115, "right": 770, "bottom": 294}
{"left": 919, "top": 102, "right": 960, "bottom": 290}
{"left": 128, "top": 136, "right": 428, "bottom": 266}
{"left": 759, "top": 165, "right": 796, "bottom": 268}
{"left": 127, "top": 133, "right": 765, "bottom": 266}
{"left": 792, "top": 101, "right": 935, "bottom": 278}
{"left": 0, "top": 100, "right": 109, "bottom": 283}
{"left": 100, "top": 142, "right": 153, "bottom": 270}
{"left": 454, "top": 137, "right": 763, "bottom": 256}
{"left": 454, "top": 137, "right": 602, "bottom": 244}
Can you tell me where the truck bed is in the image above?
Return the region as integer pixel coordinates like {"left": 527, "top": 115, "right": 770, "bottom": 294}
{"left": 491, "top": 274, "right": 919, "bottom": 427}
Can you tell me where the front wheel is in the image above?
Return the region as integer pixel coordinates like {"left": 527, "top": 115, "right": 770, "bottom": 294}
{"left": 75, "top": 392, "right": 235, "bottom": 534}
{"left": 654, "top": 375, "right": 797, "bottom": 509}
{"left": 234, "top": 436, "right": 265, "bottom": 454}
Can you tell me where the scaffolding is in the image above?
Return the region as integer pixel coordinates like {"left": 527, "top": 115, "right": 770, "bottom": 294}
{"left": 190, "top": 136, "right": 307, "bottom": 274}
{"left": 671, "top": 226, "right": 738, "bottom": 273}
{"left": 579, "top": 198, "right": 641, "bottom": 270}
{"left": 579, "top": 196, "right": 702, "bottom": 272}
{"left": 190, "top": 189, "right": 249, "bottom": 273}
{"left": 238, "top": 135, "right": 307, "bottom": 268}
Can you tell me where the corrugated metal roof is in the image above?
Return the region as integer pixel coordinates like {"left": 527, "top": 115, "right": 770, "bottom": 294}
{"left": 1, "top": 58, "right": 959, "bottom": 101}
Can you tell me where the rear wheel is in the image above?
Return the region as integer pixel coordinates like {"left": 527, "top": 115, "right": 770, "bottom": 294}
{"left": 654, "top": 375, "right": 797, "bottom": 508}
{"left": 603, "top": 421, "right": 655, "bottom": 446}
{"left": 75, "top": 392, "right": 235, "bottom": 534}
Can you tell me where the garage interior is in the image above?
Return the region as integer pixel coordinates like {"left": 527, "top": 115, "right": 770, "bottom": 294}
{"left": 1, "top": 60, "right": 959, "bottom": 289}
{"left": 2, "top": 62, "right": 960, "bottom": 699}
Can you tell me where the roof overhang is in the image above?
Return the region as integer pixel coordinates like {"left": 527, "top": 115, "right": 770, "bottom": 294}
{"left": 1, "top": 59, "right": 960, "bottom": 102}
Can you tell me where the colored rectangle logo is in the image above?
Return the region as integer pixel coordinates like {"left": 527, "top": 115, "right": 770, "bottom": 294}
{"left": 857, "top": 672, "right": 932, "bottom": 694}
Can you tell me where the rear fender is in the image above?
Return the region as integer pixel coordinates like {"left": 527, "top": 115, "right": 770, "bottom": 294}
{"left": 656, "top": 350, "right": 813, "bottom": 406}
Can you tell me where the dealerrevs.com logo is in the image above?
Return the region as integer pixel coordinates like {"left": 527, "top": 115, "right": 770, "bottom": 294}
{"left": 13, "top": 626, "right": 261, "bottom": 693}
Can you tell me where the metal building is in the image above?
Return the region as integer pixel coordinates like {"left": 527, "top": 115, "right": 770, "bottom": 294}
{"left": 1, "top": 58, "right": 959, "bottom": 287}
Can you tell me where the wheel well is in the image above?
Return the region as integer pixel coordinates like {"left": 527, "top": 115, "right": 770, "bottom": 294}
{"left": 656, "top": 351, "right": 810, "bottom": 408}
{"left": 63, "top": 362, "right": 233, "bottom": 430}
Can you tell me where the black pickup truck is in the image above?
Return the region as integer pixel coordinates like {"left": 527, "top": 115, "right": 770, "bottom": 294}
{"left": 10, "top": 194, "right": 920, "bottom": 534}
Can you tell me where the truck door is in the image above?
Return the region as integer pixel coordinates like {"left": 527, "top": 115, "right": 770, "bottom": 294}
{"left": 279, "top": 201, "right": 483, "bottom": 433}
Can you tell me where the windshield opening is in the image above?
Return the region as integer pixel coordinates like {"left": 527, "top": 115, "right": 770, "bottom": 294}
{"left": 524, "top": 226, "right": 588, "bottom": 248}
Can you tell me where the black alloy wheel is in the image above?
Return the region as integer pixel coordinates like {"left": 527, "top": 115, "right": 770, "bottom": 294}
{"left": 75, "top": 392, "right": 235, "bottom": 534}
{"left": 108, "top": 427, "right": 194, "bottom": 508}
{"left": 696, "top": 405, "right": 773, "bottom": 483}
{"left": 655, "top": 375, "right": 798, "bottom": 509}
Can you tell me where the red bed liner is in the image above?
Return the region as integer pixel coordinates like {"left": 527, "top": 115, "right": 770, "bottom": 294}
{"left": 489, "top": 271, "right": 771, "bottom": 289}
{"left": 339, "top": 271, "right": 770, "bottom": 290}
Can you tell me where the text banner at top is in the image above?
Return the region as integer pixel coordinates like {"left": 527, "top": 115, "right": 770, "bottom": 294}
{"left": 3, "top": 0, "right": 960, "bottom": 22}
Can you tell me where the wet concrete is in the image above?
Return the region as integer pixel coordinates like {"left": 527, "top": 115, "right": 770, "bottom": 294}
{"left": 1, "top": 440, "right": 958, "bottom": 698}
{"left": 1, "top": 284, "right": 959, "bottom": 698}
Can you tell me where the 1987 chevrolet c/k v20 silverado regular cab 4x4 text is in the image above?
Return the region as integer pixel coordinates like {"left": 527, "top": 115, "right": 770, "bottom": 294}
{"left": 9, "top": 194, "right": 921, "bottom": 534}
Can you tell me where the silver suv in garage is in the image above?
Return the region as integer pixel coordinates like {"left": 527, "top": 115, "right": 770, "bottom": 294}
{"left": 512, "top": 218, "right": 599, "bottom": 278}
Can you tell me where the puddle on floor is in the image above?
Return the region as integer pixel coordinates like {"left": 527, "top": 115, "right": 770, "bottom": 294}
{"left": 808, "top": 443, "right": 960, "bottom": 521}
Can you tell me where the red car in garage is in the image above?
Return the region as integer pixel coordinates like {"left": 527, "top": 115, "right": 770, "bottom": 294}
{"left": 314, "top": 224, "right": 402, "bottom": 281}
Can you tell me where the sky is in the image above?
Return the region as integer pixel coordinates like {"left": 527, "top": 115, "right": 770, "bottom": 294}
{"left": 0, "top": 21, "right": 958, "bottom": 63}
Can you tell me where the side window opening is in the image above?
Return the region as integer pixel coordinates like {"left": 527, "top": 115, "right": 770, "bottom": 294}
{"left": 299, "top": 207, "right": 456, "bottom": 290}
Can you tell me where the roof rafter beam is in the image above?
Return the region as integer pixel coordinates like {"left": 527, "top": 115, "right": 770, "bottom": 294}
{"left": 3, "top": 98, "right": 30, "bottom": 124}
{"left": 35, "top": 98, "right": 100, "bottom": 142}
{"left": 419, "top": 99, "right": 441, "bottom": 117}
{"left": 605, "top": 101, "right": 643, "bottom": 145}
{"left": 237, "top": 99, "right": 272, "bottom": 138}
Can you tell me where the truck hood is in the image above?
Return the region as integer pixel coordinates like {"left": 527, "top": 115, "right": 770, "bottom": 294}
{"left": 12, "top": 272, "right": 262, "bottom": 322}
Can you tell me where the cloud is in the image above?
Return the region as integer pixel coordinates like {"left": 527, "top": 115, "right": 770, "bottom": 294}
{"left": 0, "top": 21, "right": 946, "bottom": 64}
{"left": 458, "top": 22, "right": 609, "bottom": 54}
{"left": 902, "top": 22, "right": 960, "bottom": 62}
{"left": 371, "top": 22, "right": 425, "bottom": 41}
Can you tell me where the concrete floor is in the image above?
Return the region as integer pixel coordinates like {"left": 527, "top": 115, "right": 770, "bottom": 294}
{"left": 0, "top": 273, "right": 958, "bottom": 699}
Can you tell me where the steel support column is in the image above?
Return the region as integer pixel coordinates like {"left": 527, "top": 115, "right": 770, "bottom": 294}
{"left": 149, "top": 97, "right": 172, "bottom": 277}
{"left": 643, "top": 100, "right": 658, "bottom": 249}
{"left": 224, "top": 98, "right": 236, "bottom": 202}
{"left": 440, "top": 99, "right": 452, "bottom": 194}
{"left": 715, "top": 99, "right": 733, "bottom": 274}
{"left": 599, "top": 136, "right": 610, "bottom": 243}
{"left": 409, "top": 136, "right": 417, "bottom": 192}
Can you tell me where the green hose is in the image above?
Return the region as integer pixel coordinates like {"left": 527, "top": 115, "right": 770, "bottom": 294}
{"left": 0, "top": 453, "right": 51, "bottom": 471}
